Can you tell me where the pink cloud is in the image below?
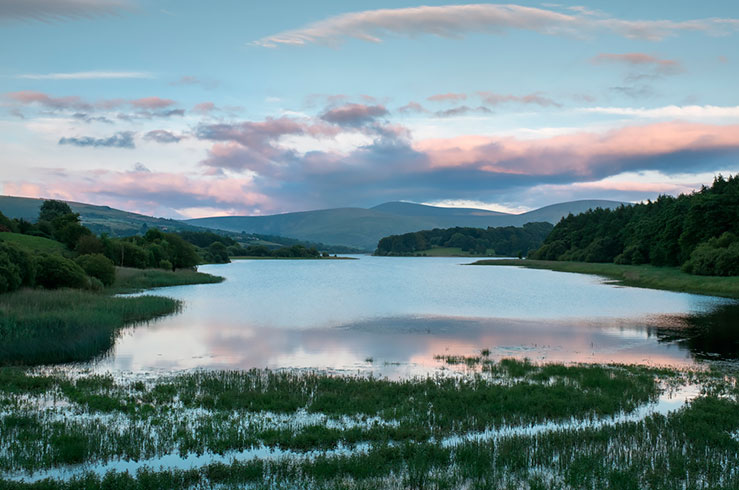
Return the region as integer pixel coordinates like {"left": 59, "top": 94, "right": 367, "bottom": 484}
{"left": 414, "top": 121, "right": 739, "bottom": 176}
{"left": 130, "top": 97, "right": 176, "bottom": 109}
{"left": 427, "top": 93, "right": 467, "bottom": 103}
{"left": 591, "top": 52, "right": 683, "bottom": 74}
{"left": 477, "top": 91, "right": 561, "bottom": 107}
{"left": 5, "top": 91, "right": 92, "bottom": 111}
{"left": 193, "top": 102, "right": 216, "bottom": 114}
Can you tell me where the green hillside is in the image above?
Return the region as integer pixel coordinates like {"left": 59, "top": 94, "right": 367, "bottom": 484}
{"left": 0, "top": 232, "right": 67, "bottom": 254}
{"left": 0, "top": 196, "right": 202, "bottom": 237}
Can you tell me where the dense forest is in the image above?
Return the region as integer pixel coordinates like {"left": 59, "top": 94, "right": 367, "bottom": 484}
{"left": 375, "top": 222, "right": 553, "bottom": 256}
{"left": 531, "top": 175, "right": 739, "bottom": 276}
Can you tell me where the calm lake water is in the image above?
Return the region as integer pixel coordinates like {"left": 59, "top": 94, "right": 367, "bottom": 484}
{"left": 92, "top": 256, "right": 737, "bottom": 376}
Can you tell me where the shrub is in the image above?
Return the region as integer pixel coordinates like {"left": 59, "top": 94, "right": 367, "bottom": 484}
{"left": 682, "top": 233, "right": 739, "bottom": 276}
{"left": 75, "top": 253, "right": 116, "bottom": 286}
{"left": 35, "top": 254, "right": 88, "bottom": 289}
{"left": 75, "top": 235, "right": 104, "bottom": 255}
{"left": 0, "top": 242, "right": 36, "bottom": 293}
{"left": 159, "top": 259, "right": 173, "bottom": 271}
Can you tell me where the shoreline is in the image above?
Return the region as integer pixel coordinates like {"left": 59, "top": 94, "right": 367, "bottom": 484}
{"left": 471, "top": 259, "right": 739, "bottom": 299}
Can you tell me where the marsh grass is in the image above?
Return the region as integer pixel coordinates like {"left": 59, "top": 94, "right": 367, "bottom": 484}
{"left": 0, "top": 289, "right": 179, "bottom": 365}
{"left": 472, "top": 259, "right": 739, "bottom": 299}
{"left": 109, "top": 266, "right": 223, "bottom": 294}
{"left": 0, "top": 360, "right": 739, "bottom": 490}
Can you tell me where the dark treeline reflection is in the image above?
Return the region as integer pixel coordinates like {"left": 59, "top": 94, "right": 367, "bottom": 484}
{"left": 653, "top": 302, "right": 739, "bottom": 360}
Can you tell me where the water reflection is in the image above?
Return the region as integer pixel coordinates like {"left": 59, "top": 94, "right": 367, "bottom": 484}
{"left": 84, "top": 257, "right": 737, "bottom": 375}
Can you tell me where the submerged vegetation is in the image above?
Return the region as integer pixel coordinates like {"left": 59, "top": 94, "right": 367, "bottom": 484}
{"left": 0, "top": 360, "right": 736, "bottom": 488}
{"left": 472, "top": 259, "right": 739, "bottom": 299}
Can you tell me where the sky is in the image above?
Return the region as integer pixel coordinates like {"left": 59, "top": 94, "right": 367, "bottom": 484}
{"left": 1, "top": 0, "right": 738, "bottom": 219}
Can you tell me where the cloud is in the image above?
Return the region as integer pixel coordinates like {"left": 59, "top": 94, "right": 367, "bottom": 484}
{"left": 0, "top": 0, "right": 132, "bottom": 22}
{"left": 169, "top": 75, "right": 219, "bottom": 89}
{"left": 580, "top": 105, "right": 739, "bottom": 119}
{"left": 5, "top": 91, "right": 184, "bottom": 118}
{"left": 414, "top": 122, "right": 739, "bottom": 180}
{"left": 15, "top": 71, "right": 152, "bottom": 80}
{"left": 427, "top": 93, "right": 467, "bottom": 103}
{"left": 252, "top": 4, "right": 739, "bottom": 47}
{"left": 192, "top": 102, "right": 215, "bottom": 114}
{"left": 5, "top": 91, "right": 92, "bottom": 111}
{"left": 435, "top": 105, "right": 492, "bottom": 117}
{"left": 144, "top": 130, "right": 182, "bottom": 144}
{"left": 477, "top": 91, "right": 561, "bottom": 107}
{"left": 58, "top": 131, "right": 135, "bottom": 149}
{"left": 319, "top": 103, "right": 388, "bottom": 127}
{"left": 398, "top": 101, "right": 429, "bottom": 114}
{"left": 130, "top": 97, "right": 175, "bottom": 109}
{"left": 591, "top": 52, "right": 683, "bottom": 75}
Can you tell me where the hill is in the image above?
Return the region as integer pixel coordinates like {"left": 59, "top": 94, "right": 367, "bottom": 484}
{"left": 0, "top": 196, "right": 202, "bottom": 237}
{"left": 187, "top": 200, "right": 625, "bottom": 250}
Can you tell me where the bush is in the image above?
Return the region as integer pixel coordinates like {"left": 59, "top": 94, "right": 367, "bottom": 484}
{"left": 35, "top": 254, "right": 88, "bottom": 289}
{"left": 0, "top": 242, "right": 36, "bottom": 293}
{"left": 75, "top": 254, "right": 116, "bottom": 286}
{"left": 75, "top": 235, "right": 104, "bottom": 255}
{"left": 682, "top": 233, "right": 739, "bottom": 276}
{"left": 159, "top": 259, "right": 173, "bottom": 271}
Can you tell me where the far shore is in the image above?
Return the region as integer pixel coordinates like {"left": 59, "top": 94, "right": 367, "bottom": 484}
{"left": 231, "top": 255, "right": 359, "bottom": 260}
{"left": 471, "top": 259, "right": 739, "bottom": 299}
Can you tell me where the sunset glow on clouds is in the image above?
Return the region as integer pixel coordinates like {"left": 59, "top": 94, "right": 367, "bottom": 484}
{"left": 1, "top": 1, "right": 738, "bottom": 218}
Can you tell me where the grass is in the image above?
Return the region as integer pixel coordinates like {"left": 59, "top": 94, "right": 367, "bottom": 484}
{"left": 0, "top": 267, "right": 222, "bottom": 365}
{"left": 471, "top": 259, "right": 739, "bottom": 299}
{"left": 0, "top": 362, "right": 736, "bottom": 488}
{"left": 0, "top": 289, "right": 180, "bottom": 365}
{"left": 110, "top": 266, "right": 223, "bottom": 293}
{"left": 0, "top": 232, "right": 67, "bottom": 255}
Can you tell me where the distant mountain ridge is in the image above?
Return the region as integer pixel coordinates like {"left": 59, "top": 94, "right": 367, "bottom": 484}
{"left": 187, "top": 200, "right": 627, "bottom": 250}
{"left": 0, "top": 195, "right": 627, "bottom": 251}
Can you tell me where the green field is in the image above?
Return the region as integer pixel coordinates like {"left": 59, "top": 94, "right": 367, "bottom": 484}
{"left": 0, "top": 360, "right": 736, "bottom": 489}
{"left": 472, "top": 259, "right": 739, "bottom": 299}
{"left": 0, "top": 232, "right": 67, "bottom": 255}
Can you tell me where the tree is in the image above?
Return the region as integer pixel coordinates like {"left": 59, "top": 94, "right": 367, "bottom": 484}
{"left": 35, "top": 254, "right": 88, "bottom": 289}
{"left": 163, "top": 233, "right": 200, "bottom": 270}
{"left": 75, "top": 254, "right": 116, "bottom": 286}
{"left": 39, "top": 200, "right": 73, "bottom": 223}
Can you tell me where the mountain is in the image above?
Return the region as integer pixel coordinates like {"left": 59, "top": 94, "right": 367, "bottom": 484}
{"left": 187, "top": 200, "right": 626, "bottom": 250}
{"left": 0, "top": 195, "right": 204, "bottom": 237}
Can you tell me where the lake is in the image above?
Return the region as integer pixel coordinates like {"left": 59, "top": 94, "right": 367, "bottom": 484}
{"left": 91, "top": 256, "right": 737, "bottom": 376}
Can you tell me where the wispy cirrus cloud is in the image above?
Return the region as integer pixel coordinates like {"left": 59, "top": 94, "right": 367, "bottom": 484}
{"left": 591, "top": 53, "right": 683, "bottom": 75}
{"left": 0, "top": 0, "right": 133, "bottom": 22}
{"left": 477, "top": 91, "right": 561, "bottom": 107}
{"left": 58, "top": 131, "right": 135, "bottom": 149}
{"left": 427, "top": 93, "right": 467, "bottom": 103}
{"left": 580, "top": 105, "right": 739, "bottom": 119}
{"left": 252, "top": 4, "right": 739, "bottom": 48}
{"left": 15, "top": 71, "right": 152, "bottom": 80}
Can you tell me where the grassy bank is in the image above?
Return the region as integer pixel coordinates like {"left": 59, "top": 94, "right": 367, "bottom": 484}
{"left": 0, "top": 268, "right": 223, "bottom": 365}
{"left": 110, "top": 266, "right": 223, "bottom": 293}
{"left": 0, "top": 361, "right": 736, "bottom": 488}
{"left": 471, "top": 259, "right": 739, "bottom": 299}
{"left": 0, "top": 290, "right": 179, "bottom": 365}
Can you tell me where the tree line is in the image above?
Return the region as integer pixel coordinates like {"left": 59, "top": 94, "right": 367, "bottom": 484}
{"left": 374, "top": 222, "right": 554, "bottom": 256}
{"left": 530, "top": 175, "right": 739, "bottom": 276}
